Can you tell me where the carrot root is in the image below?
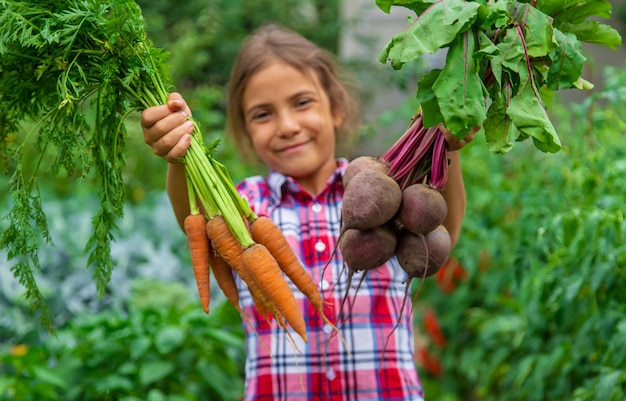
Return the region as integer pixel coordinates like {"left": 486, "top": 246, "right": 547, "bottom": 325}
{"left": 242, "top": 243, "right": 308, "bottom": 343}
{"left": 184, "top": 214, "right": 211, "bottom": 314}
{"left": 251, "top": 216, "right": 341, "bottom": 343}
{"left": 207, "top": 215, "right": 307, "bottom": 343}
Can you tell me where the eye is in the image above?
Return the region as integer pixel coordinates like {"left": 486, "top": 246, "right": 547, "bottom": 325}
{"left": 296, "top": 97, "right": 312, "bottom": 108}
{"left": 251, "top": 110, "right": 270, "bottom": 121}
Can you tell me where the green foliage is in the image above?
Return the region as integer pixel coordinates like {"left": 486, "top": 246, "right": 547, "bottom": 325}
{"left": 0, "top": 190, "right": 197, "bottom": 339}
{"left": 414, "top": 66, "right": 626, "bottom": 400}
{"left": 378, "top": 0, "right": 622, "bottom": 152}
{"left": 135, "top": 0, "right": 341, "bottom": 90}
{"left": 0, "top": 0, "right": 176, "bottom": 327}
{"left": 0, "top": 280, "right": 246, "bottom": 401}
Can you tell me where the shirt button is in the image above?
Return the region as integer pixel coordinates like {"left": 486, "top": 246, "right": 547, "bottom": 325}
{"left": 326, "top": 367, "right": 336, "bottom": 381}
{"left": 322, "top": 324, "right": 333, "bottom": 334}
{"left": 312, "top": 203, "right": 322, "bottom": 213}
{"left": 319, "top": 279, "right": 330, "bottom": 291}
{"left": 315, "top": 241, "right": 326, "bottom": 252}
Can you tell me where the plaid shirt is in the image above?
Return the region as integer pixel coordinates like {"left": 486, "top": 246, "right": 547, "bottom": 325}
{"left": 236, "top": 159, "right": 424, "bottom": 401}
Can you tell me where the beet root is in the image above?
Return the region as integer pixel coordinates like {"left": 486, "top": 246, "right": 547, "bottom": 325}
{"left": 398, "top": 183, "right": 447, "bottom": 235}
{"left": 339, "top": 225, "right": 397, "bottom": 272}
{"left": 396, "top": 225, "right": 451, "bottom": 278}
{"left": 424, "top": 225, "right": 452, "bottom": 273}
{"left": 341, "top": 169, "right": 402, "bottom": 230}
{"left": 343, "top": 156, "right": 389, "bottom": 189}
{"left": 395, "top": 230, "right": 429, "bottom": 278}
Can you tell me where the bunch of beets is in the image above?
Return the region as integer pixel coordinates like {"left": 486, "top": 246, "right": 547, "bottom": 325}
{"left": 339, "top": 116, "right": 452, "bottom": 283}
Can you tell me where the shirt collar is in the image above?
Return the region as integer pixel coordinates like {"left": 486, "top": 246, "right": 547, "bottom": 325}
{"left": 266, "top": 158, "right": 348, "bottom": 202}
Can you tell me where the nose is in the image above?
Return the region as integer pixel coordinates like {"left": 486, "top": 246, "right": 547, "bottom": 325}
{"left": 276, "top": 110, "right": 300, "bottom": 137}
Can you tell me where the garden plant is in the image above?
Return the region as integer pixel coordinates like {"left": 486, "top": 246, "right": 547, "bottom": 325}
{"left": 1, "top": 0, "right": 625, "bottom": 400}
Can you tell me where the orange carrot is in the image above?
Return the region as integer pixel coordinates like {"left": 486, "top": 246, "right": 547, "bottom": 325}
{"left": 205, "top": 225, "right": 268, "bottom": 318}
{"left": 184, "top": 213, "right": 211, "bottom": 314}
{"left": 250, "top": 216, "right": 341, "bottom": 334}
{"left": 207, "top": 245, "right": 240, "bottom": 311}
{"left": 206, "top": 215, "right": 244, "bottom": 268}
{"left": 206, "top": 215, "right": 308, "bottom": 341}
{"left": 241, "top": 243, "right": 308, "bottom": 342}
{"left": 249, "top": 285, "right": 269, "bottom": 318}
{"left": 206, "top": 215, "right": 270, "bottom": 319}
{"left": 205, "top": 221, "right": 281, "bottom": 357}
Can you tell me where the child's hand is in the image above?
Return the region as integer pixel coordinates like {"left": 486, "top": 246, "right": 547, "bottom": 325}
{"left": 441, "top": 124, "right": 480, "bottom": 152}
{"left": 141, "top": 92, "right": 194, "bottom": 163}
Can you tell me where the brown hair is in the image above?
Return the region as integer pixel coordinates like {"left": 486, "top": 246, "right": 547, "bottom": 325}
{"left": 225, "top": 24, "right": 361, "bottom": 162}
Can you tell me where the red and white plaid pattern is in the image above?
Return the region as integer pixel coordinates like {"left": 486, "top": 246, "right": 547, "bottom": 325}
{"left": 235, "top": 159, "right": 424, "bottom": 401}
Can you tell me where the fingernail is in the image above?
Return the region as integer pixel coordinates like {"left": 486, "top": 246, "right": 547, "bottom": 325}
{"left": 185, "top": 120, "right": 195, "bottom": 131}
{"left": 180, "top": 110, "right": 187, "bottom": 119}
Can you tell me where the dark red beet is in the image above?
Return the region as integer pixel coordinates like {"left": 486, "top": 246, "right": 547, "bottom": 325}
{"left": 341, "top": 169, "right": 402, "bottom": 230}
{"left": 343, "top": 156, "right": 389, "bottom": 189}
{"left": 398, "top": 183, "right": 447, "bottom": 235}
{"left": 396, "top": 225, "right": 451, "bottom": 278}
{"left": 339, "top": 225, "right": 397, "bottom": 272}
{"left": 395, "top": 229, "right": 429, "bottom": 278}
{"left": 424, "top": 225, "right": 452, "bottom": 273}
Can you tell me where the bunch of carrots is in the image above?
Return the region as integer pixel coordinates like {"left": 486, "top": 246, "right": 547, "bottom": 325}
{"left": 0, "top": 0, "right": 335, "bottom": 344}
{"left": 182, "top": 131, "right": 338, "bottom": 345}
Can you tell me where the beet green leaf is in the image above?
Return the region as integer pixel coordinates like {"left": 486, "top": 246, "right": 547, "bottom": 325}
{"left": 432, "top": 31, "right": 487, "bottom": 139}
{"left": 377, "top": 0, "right": 621, "bottom": 154}
{"left": 378, "top": 0, "right": 481, "bottom": 69}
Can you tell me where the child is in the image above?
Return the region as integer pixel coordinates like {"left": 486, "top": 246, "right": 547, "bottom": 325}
{"left": 141, "top": 24, "right": 475, "bottom": 401}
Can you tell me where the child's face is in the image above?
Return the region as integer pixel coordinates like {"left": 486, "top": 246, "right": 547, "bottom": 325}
{"left": 242, "top": 60, "right": 343, "bottom": 195}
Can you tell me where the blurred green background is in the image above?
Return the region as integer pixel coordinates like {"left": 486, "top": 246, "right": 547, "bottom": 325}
{"left": 1, "top": 1, "right": 625, "bottom": 400}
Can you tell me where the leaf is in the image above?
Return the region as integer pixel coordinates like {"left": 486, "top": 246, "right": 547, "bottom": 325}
{"left": 596, "top": 370, "right": 622, "bottom": 401}
{"left": 415, "top": 69, "right": 444, "bottom": 128}
{"left": 375, "top": 0, "right": 432, "bottom": 14}
{"left": 199, "top": 360, "right": 244, "bottom": 400}
{"left": 146, "top": 389, "right": 167, "bottom": 401}
{"left": 549, "top": 0, "right": 612, "bottom": 24}
{"left": 558, "top": 20, "right": 623, "bottom": 49}
{"left": 205, "top": 326, "right": 247, "bottom": 348}
{"left": 94, "top": 375, "right": 134, "bottom": 394}
{"left": 379, "top": 0, "right": 482, "bottom": 69}
{"left": 484, "top": 85, "right": 516, "bottom": 154}
{"left": 564, "top": 276, "right": 583, "bottom": 301}
{"left": 506, "top": 67, "right": 561, "bottom": 153}
{"left": 32, "top": 366, "right": 68, "bottom": 389}
{"left": 130, "top": 337, "right": 152, "bottom": 360}
{"left": 534, "top": 0, "right": 607, "bottom": 19}
{"left": 154, "top": 326, "right": 185, "bottom": 354}
{"left": 475, "top": 31, "right": 499, "bottom": 60}
{"left": 509, "top": 2, "right": 556, "bottom": 58}
{"left": 491, "top": 28, "right": 526, "bottom": 76}
{"left": 0, "top": 166, "right": 53, "bottom": 328}
{"left": 432, "top": 30, "right": 487, "bottom": 138}
{"left": 546, "top": 29, "right": 586, "bottom": 90}
{"left": 139, "top": 361, "right": 175, "bottom": 386}
{"left": 475, "top": 30, "right": 501, "bottom": 88}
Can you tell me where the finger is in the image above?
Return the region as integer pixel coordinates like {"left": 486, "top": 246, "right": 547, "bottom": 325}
{"left": 141, "top": 104, "right": 174, "bottom": 129}
{"left": 438, "top": 124, "right": 452, "bottom": 136}
{"left": 163, "top": 133, "right": 193, "bottom": 163}
{"left": 144, "top": 111, "right": 190, "bottom": 145}
{"left": 468, "top": 125, "right": 482, "bottom": 137}
{"left": 167, "top": 92, "right": 192, "bottom": 116}
{"left": 461, "top": 125, "right": 481, "bottom": 145}
{"left": 150, "top": 119, "right": 195, "bottom": 157}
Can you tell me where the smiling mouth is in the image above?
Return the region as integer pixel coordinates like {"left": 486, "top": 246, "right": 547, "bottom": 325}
{"left": 278, "top": 140, "right": 310, "bottom": 154}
